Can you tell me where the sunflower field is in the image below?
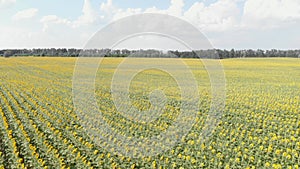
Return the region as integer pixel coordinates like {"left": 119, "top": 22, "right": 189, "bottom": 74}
{"left": 0, "top": 57, "right": 299, "bottom": 169}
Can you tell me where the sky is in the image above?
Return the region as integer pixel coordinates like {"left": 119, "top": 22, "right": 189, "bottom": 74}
{"left": 0, "top": 0, "right": 299, "bottom": 50}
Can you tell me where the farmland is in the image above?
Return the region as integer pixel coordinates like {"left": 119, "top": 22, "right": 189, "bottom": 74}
{"left": 0, "top": 57, "right": 299, "bottom": 168}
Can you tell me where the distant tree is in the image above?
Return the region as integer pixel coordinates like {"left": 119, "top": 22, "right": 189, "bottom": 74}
{"left": 121, "top": 49, "right": 130, "bottom": 56}
{"left": 170, "top": 50, "right": 180, "bottom": 58}
{"left": 1, "top": 48, "right": 300, "bottom": 58}
{"left": 229, "top": 49, "right": 235, "bottom": 58}
{"left": 3, "top": 50, "right": 14, "bottom": 58}
{"left": 256, "top": 49, "right": 265, "bottom": 57}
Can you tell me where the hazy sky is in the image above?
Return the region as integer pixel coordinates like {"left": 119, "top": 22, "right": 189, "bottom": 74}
{"left": 0, "top": 0, "right": 299, "bottom": 49}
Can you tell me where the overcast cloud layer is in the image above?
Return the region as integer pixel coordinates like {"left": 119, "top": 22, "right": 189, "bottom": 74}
{"left": 0, "top": 0, "right": 299, "bottom": 49}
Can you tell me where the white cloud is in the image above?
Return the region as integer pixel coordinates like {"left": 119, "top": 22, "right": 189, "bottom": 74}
{"left": 40, "top": 0, "right": 102, "bottom": 31}
{"left": 112, "top": 8, "right": 142, "bottom": 20}
{"left": 0, "top": 0, "right": 15, "bottom": 9}
{"left": 73, "top": 0, "right": 101, "bottom": 27}
{"left": 242, "top": 0, "right": 300, "bottom": 28}
{"left": 168, "top": 0, "right": 185, "bottom": 16}
{"left": 99, "top": 0, "right": 300, "bottom": 32}
{"left": 184, "top": 0, "right": 241, "bottom": 31}
{"left": 40, "top": 15, "right": 70, "bottom": 24}
{"left": 100, "top": 0, "right": 185, "bottom": 21}
{"left": 37, "top": 0, "right": 103, "bottom": 48}
{"left": 97, "top": 0, "right": 240, "bottom": 32}
{"left": 100, "top": 0, "right": 143, "bottom": 21}
{"left": 40, "top": 15, "right": 71, "bottom": 32}
{"left": 100, "top": 0, "right": 116, "bottom": 14}
{"left": 2, "top": 0, "right": 300, "bottom": 49}
{"left": 12, "top": 8, "right": 38, "bottom": 21}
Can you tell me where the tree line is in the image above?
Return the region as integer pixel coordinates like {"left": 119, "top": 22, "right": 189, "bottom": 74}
{"left": 1, "top": 48, "right": 300, "bottom": 59}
